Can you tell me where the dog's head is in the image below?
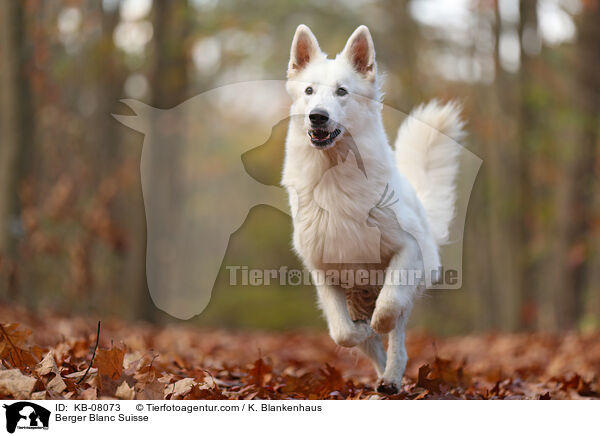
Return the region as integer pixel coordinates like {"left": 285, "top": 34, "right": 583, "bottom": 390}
{"left": 286, "top": 25, "right": 380, "bottom": 150}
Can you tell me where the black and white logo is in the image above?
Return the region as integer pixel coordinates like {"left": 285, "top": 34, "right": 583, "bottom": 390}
{"left": 3, "top": 402, "right": 50, "bottom": 433}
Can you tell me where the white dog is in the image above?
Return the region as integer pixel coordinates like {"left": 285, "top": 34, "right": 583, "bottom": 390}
{"left": 282, "top": 24, "right": 465, "bottom": 394}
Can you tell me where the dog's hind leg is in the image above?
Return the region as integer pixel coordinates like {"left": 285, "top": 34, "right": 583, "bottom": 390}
{"left": 377, "top": 309, "right": 411, "bottom": 394}
{"left": 357, "top": 335, "right": 386, "bottom": 378}
{"left": 345, "top": 287, "right": 386, "bottom": 376}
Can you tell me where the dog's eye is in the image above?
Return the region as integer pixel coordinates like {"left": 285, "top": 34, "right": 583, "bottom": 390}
{"left": 305, "top": 86, "right": 313, "bottom": 95}
{"left": 336, "top": 87, "right": 348, "bottom": 96}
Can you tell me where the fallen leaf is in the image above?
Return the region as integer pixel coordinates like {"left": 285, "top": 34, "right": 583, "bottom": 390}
{"left": 47, "top": 374, "right": 67, "bottom": 395}
{"left": 115, "top": 380, "right": 135, "bottom": 400}
{"left": 0, "top": 369, "right": 37, "bottom": 398}
{"left": 94, "top": 346, "right": 125, "bottom": 380}
{"left": 135, "top": 380, "right": 165, "bottom": 400}
{"left": 416, "top": 364, "right": 443, "bottom": 393}
{"left": 167, "top": 378, "right": 196, "bottom": 399}
{"left": 31, "top": 391, "right": 47, "bottom": 400}
{"left": 35, "top": 352, "right": 59, "bottom": 376}
{"left": 80, "top": 387, "right": 98, "bottom": 400}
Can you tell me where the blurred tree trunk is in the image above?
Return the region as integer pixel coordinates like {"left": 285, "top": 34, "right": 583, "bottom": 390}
{"left": 92, "top": 4, "right": 128, "bottom": 316}
{"left": 465, "top": 88, "right": 495, "bottom": 332}
{"left": 539, "top": 3, "right": 599, "bottom": 330}
{"left": 94, "top": 5, "right": 122, "bottom": 170}
{"left": 150, "top": 0, "right": 190, "bottom": 108}
{"left": 575, "top": 2, "right": 600, "bottom": 328}
{"left": 383, "top": 0, "right": 420, "bottom": 107}
{"left": 465, "top": 1, "right": 496, "bottom": 332}
{"left": 568, "top": 0, "right": 600, "bottom": 327}
{"left": 123, "top": 0, "right": 191, "bottom": 322}
{"left": 518, "top": 0, "right": 539, "bottom": 330}
{"left": 553, "top": 4, "right": 599, "bottom": 329}
{"left": 0, "top": 0, "right": 31, "bottom": 297}
{"left": 487, "top": 2, "right": 521, "bottom": 331}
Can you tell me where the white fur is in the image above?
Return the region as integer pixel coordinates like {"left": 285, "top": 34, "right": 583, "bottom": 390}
{"left": 282, "top": 25, "right": 465, "bottom": 393}
{"left": 395, "top": 100, "right": 465, "bottom": 244}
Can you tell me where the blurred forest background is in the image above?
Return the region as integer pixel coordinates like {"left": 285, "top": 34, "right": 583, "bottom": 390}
{"left": 0, "top": 0, "right": 598, "bottom": 334}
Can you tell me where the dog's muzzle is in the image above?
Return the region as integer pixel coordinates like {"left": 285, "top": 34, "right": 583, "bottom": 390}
{"left": 308, "top": 128, "right": 342, "bottom": 147}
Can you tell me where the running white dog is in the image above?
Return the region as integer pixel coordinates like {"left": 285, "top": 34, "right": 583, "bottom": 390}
{"left": 282, "top": 24, "right": 465, "bottom": 394}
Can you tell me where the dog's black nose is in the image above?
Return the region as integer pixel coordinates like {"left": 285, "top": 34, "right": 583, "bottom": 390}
{"left": 309, "top": 109, "right": 329, "bottom": 126}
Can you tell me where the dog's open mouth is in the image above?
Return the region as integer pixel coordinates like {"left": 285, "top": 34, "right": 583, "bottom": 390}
{"left": 308, "top": 128, "right": 342, "bottom": 147}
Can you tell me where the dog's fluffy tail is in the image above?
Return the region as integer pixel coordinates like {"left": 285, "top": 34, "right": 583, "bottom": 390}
{"left": 394, "top": 100, "right": 465, "bottom": 246}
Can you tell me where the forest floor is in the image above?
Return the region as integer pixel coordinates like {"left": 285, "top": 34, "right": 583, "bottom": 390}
{"left": 0, "top": 305, "right": 599, "bottom": 400}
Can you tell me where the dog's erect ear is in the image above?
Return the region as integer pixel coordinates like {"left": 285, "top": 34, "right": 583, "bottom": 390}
{"left": 342, "top": 25, "right": 376, "bottom": 81}
{"left": 288, "top": 25, "right": 321, "bottom": 77}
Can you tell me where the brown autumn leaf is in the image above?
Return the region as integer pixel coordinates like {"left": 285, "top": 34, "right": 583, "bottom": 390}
{"left": 0, "top": 323, "right": 38, "bottom": 368}
{"left": 280, "top": 372, "right": 314, "bottom": 395}
{"left": 35, "top": 351, "right": 69, "bottom": 395}
{"left": 35, "top": 352, "right": 59, "bottom": 377}
{"left": 416, "top": 364, "right": 443, "bottom": 393}
{"left": 115, "top": 380, "right": 135, "bottom": 400}
{"left": 94, "top": 346, "right": 125, "bottom": 380}
{"left": 135, "top": 380, "right": 165, "bottom": 400}
{"left": 0, "top": 323, "right": 31, "bottom": 350}
{"left": 0, "top": 369, "right": 38, "bottom": 398}
{"left": 166, "top": 377, "right": 196, "bottom": 400}
{"left": 317, "top": 363, "right": 348, "bottom": 396}
{"left": 64, "top": 367, "right": 98, "bottom": 381}
{"left": 245, "top": 357, "right": 272, "bottom": 387}
{"left": 79, "top": 387, "right": 98, "bottom": 400}
{"left": 46, "top": 373, "right": 68, "bottom": 395}
{"left": 30, "top": 391, "right": 47, "bottom": 400}
{"left": 133, "top": 356, "right": 160, "bottom": 384}
{"left": 428, "top": 356, "right": 472, "bottom": 390}
{"left": 186, "top": 383, "right": 226, "bottom": 400}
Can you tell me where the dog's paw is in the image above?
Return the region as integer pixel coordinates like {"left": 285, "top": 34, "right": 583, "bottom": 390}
{"left": 330, "top": 320, "right": 374, "bottom": 348}
{"left": 376, "top": 379, "right": 400, "bottom": 395}
{"left": 371, "top": 290, "right": 410, "bottom": 334}
{"left": 371, "top": 305, "right": 398, "bottom": 333}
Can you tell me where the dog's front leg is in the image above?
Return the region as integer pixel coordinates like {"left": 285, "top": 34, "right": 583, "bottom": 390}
{"left": 377, "top": 310, "right": 411, "bottom": 394}
{"left": 371, "top": 236, "right": 422, "bottom": 334}
{"left": 371, "top": 237, "right": 421, "bottom": 393}
{"left": 316, "top": 283, "right": 374, "bottom": 347}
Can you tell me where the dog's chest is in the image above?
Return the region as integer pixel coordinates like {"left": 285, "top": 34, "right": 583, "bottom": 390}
{"left": 291, "top": 171, "right": 395, "bottom": 271}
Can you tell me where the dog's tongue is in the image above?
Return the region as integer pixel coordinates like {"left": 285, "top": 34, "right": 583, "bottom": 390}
{"left": 312, "top": 130, "right": 329, "bottom": 140}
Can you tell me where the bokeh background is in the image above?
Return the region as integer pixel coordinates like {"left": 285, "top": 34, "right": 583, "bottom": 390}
{"left": 0, "top": 0, "right": 598, "bottom": 334}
